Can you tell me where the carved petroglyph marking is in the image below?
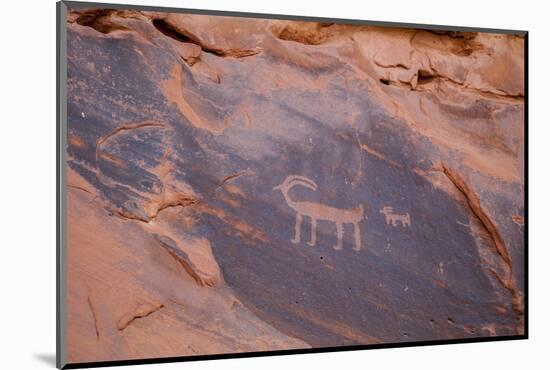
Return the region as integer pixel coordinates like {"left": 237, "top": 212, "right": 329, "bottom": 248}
{"left": 512, "top": 215, "right": 524, "bottom": 226}
{"left": 512, "top": 213, "right": 524, "bottom": 232}
{"left": 456, "top": 220, "right": 470, "bottom": 228}
{"left": 273, "top": 175, "right": 364, "bottom": 251}
{"left": 438, "top": 261, "right": 445, "bottom": 275}
{"left": 379, "top": 206, "right": 411, "bottom": 227}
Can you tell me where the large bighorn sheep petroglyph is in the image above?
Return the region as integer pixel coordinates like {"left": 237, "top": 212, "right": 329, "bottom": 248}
{"left": 273, "top": 175, "right": 364, "bottom": 251}
{"left": 379, "top": 206, "right": 411, "bottom": 227}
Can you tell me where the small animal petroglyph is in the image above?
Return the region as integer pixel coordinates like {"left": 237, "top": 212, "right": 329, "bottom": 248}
{"left": 379, "top": 206, "right": 411, "bottom": 227}
{"left": 273, "top": 175, "right": 364, "bottom": 251}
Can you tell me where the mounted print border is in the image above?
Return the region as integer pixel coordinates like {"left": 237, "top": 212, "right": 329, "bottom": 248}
{"left": 57, "top": 1, "right": 528, "bottom": 368}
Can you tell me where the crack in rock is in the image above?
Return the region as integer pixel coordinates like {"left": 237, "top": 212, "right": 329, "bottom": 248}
{"left": 86, "top": 289, "right": 100, "bottom": 340}
{"left": 152, "top": 234, "right": 215, "bottom": 287}
{"left": 152, "top": 18, "right": 261, "bottom": 58}
{"left": 436, "top": 163, "right": 524, "bottom": 329}
{"left": 117, "top": 301, "right": 164, "bottom": 331}
{"left": 95, "top": 121, "right": 167, "bottom": 164}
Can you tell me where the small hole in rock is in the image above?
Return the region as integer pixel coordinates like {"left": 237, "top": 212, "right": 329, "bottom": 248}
{"left": 380, "top": 78, "right": 390, "bottom": 85}
{"left": 417, "top": 70, "right": 435, "bottom": 84}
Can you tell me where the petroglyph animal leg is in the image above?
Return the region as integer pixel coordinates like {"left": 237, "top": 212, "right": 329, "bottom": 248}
{"left": 292, "top": 213, "right": 302, "bottom": 244}
{"left": 307, "top": 218, "right": 317, "bottom": 247}
{"left": 353, "top": 222, "right": 362, "bottom": 251}
{"left": 334, "top": 222, "right": 344, "bottom": 250}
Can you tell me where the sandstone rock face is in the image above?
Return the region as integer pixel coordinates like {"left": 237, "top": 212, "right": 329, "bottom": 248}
{"left": 64, "top": 7, "right": 525, "bottom": 364}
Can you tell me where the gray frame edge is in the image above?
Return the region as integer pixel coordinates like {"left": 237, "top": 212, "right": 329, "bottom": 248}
{"left": 57, "top": 1, "right": 68, "bottom": 369}
{"left": 62, "top": 0, "right": 527, "bottom": 35}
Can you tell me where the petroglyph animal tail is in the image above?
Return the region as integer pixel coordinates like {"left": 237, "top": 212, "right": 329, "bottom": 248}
{"left": 273, "top": 175, "right": 364, "bottom": 251}
{"left": 380, "top": 206, "right": 411, "bottom": 227}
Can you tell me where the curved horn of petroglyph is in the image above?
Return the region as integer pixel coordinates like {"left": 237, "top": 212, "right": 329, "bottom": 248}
{"left": 285, "top": 175, "right": 318, "bottom": 191}
{"left": 274, "top": 175, "right": 364, "bottom": 252}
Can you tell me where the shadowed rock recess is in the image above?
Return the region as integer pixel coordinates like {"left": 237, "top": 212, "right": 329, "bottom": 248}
{"left": 65, "top": 7, "right": 525, "bottom": 364}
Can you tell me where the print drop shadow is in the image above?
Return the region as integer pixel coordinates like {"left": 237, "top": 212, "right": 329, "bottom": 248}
{"left": 33, "top": 353, "right": 56, "bottom": 367}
